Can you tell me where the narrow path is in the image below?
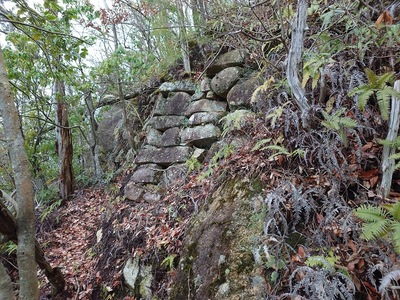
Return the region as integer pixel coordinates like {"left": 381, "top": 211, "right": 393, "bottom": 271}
{"left": 38, "top": 187, "right": 110, "bottom": 299}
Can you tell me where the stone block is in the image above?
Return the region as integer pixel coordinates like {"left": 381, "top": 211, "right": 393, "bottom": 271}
{"left": 188, "top": 112, "right": 224, "bottom": 126}
{"left": 135, "top": 146, "right": 192, "bottom": 166}
{"left": 206, "top": 49, "right": 249, "bottom": 75}
{"left": 227, "top": 76, "right": 261, "bottom": 109}
{"left": 159, "top": 80, "right": 197, "bottom": 96}
{"left": 160, "top": 127, "right": 181, "bottom": 147}
{"left": 211, "top": 67, "right": 242, "bottom": 98}
{"left": 130, "top": 164, "right": 162, "bottom": 184}
{"left": 181, "top": 124, "right": 221, "bottom": 148}
{"left": 160, "top": 164, "right": 187, "bottom": 187}
{"left": 154, "top": 92, "right": 190, "bottom": 115}
{"left": 147, "top": 116, "right": 187, "bottom": 131}
{"left": 185, "top": 99, "right": 227, "bottom": 116}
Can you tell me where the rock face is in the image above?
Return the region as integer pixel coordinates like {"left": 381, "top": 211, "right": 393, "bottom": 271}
{"left": 227, "top": 76, "right": 261, "bottom": 109}
{"left": 206, "top": 49, "right": 249, "bottom": 75}
{"left": 169, "top": 180, "right": 267, "bottom": 299}
{"left": 154, "top": 92, "right": 190, "bottom": 115}
{"left": 135, "top": 146, "right": 192, "bottom": 166}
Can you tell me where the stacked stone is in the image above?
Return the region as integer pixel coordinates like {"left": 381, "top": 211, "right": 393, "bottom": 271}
{"left": 124, "top": 49, "right": 260, "bottom": 203}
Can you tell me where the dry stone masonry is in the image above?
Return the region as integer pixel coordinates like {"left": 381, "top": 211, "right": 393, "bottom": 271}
{"left": 124, "top": 49, "right": 260, "bottom": 204}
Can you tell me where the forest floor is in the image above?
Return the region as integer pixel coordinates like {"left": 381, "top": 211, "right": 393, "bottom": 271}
{"left": 37, "top": 186, "right": 113, "bottom": 299}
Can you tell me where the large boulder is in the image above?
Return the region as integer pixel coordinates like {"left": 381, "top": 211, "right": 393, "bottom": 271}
{"left": 185, "top": 99, "right": 227, "bottom": 116}
{"left": 227, "top": 76, "right": 261, "bottom": 109}
{"left": 211, "top": 67, "right": 242, "bottom": 98}
{"left": 123, "top": 257, "right": 153, "bottom": 300}
{"left": 154, "top": 92, "right": 190, "bottom": 116}
{"left": 181, "top": 124, "right": 221, "bottom": 148}
{"left": 135, "top": 146, "right": 192, "bottom": 166}
{"left": 206, "top": 49, "right": 249, "bottom": 75}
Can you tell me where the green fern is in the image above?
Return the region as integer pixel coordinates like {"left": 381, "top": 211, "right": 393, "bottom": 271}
{"left": 348, "top": 68, "right": 400, "bottom": 120}
{"left": 321, "top": 108, "right": 357, "bottom": 146}
{"left": 354, "top": 203, "right": 400, "bottom": 254}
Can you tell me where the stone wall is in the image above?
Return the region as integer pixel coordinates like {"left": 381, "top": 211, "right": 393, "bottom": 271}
{"left": 124, "top": 49, "right": 261, "bottom": 203}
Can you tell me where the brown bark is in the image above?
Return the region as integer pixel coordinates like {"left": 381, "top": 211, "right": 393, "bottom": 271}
{"left": 55, "top": 80, "right": 74, "bottom": 200}
{"left": 0, "top": 47, "right": 38, "bottom": 299}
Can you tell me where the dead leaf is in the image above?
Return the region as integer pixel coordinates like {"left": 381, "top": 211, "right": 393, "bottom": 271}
{"left": 376, "top": 11, "right": 394, "bottom": 29}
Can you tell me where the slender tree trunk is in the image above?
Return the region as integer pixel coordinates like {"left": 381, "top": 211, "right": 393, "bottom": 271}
{"left": 287, "top": 0, "right": 311, "bottom": 126}
{"left": 0, "top": 47, "right": 38, "bottom": 299}
{"left": 0, "top": 262, "right": 14, "bottom": 300}
{"left": 176, "top": 0, "right": 191, "bottom": 73}
{"left": 55, "top": 80, "right": 74, "bottom": 200}
{"left": 84, "top": 91, "right": 103, "bottom": 179}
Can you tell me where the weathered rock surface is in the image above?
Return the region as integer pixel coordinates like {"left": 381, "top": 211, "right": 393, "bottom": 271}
{"left": 160, "top": 164, "right": 187, "bottom": 187}
{"left": 130, "top": 164, "right": 162, "bottom": 184}
{"left": 181, "top": 124, "right": 221, "bottom": 148}
{"left": 123, "top": 257, "right": 153, "bottom": 300}
{"left": 227, "top": 76, "right": 261, "bottom": 109}
{"left": 185, "top": 99, "right": 227, "bottom": 116}
{"left": 135, "top": 146, "right": 192, "bottom": 166}
{"left": 159, "top": 80, "right": 197, "bottom": 96}
{"left": 188, "top": 112, "right": 224, "bottom": 126}
{"left": 160, "top": 127, "right": 181, "bottom": 147}
{"left": 206, "top": 49, "right": 249, "bottom": 75}
{"left": 124, "top": 182, "right": 145, "bottom": 202}
{"left": 154, "top": 92, "right": 190, "bottom": 116}
{"left": 211, "top": 67, "right": 242, "bottom": 98}
{"left": 169, "top": 180, "right": 267, "bottom": 299}
{"left": 147, "top": 116, "right": 187, "bottom": 131}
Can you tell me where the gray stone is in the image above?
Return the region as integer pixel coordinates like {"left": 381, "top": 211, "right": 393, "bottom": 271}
{"left": 160, "top": 127, "right": 181, "bottom": 147}
{"left": 227, "top": 76, "right": 261, "bottom": 109}
{"left": 124, "top": 181, "right": 145, "bottom": 202}
{"left": 143, "top": 192, "right": 162, "bottom": 203}
{"left": 154, "top": 92, "right": 190, "bottom": 115}
{"left": 135, "top": 146, "right": 192, "bottom": 166}
{"left": 185, "top": 99, "right": 227, "bottom": 116}
{"left": 191, "top": 91, "right": 205, "bottom": 101}
{"left": 181, "top": 124, "right": 221, "bottom": 148}
{"left": 200, "top": 77, "right": 211, "bottom": 92}
{"left": 160, "top": 164, "right": 187, "bottom": 187}
{"left": 188, "top": 112, "right": 224, "bottom": 126}
{"left": 139, "top": 264, "right": 153, "bottom": 300}
{"left": 147, "top": 116, "right": 187, "bottom": 131}
{"left": 206, "top": 91, "right": 217, "bottom": 99}
{"left": 123, "top": 257, "right": 140, "bottom": 292}
{"left": 159, "top": 80, "right": 197, "bottom": 96}
{"left": 146, "top": 128, "right": 162, "bottom": 146}
{"left": 206, "top": 49, "right": 249, "bottom": 75}
{"left": 130, "top": 164, "right": 162, "bottom": 184}
{"left": 211, "top": 67, "right": 242, "bottom": 98}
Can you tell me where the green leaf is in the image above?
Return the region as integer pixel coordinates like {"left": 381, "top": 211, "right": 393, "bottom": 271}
{"left": 384, "top": 202, "right": 400, "bottom": 221}
{"left": 365, "top": 68, "right": 378, "bottom": 86}
{"left": 252, "top": 138, "right": 272, "bottom": 151}
{"left": 377, "top": 88, "right": 391, "bottom": 120}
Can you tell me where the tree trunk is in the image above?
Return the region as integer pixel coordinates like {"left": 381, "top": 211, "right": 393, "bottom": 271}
{"left": 287, "top": 0, "right": 311, "bottom": 126}
{"left": 0, "top": 262, "right": 14, "bottom": 300}
{"left": 0, "top": 47, "right": 38, "bottom": 299}
{"left": 176, "top": 0, "right": 191, "bottom": 73}
{"left": 84, "top": 91, "right": 103, "bottom": 179}
{"left": 55, "top": 80, "right": 74, "bottom": 200}
{"left": 380, "top": 80, "right": 400, "bottom": 197}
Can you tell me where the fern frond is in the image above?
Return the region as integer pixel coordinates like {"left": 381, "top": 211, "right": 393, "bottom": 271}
{"left": 364, "top": 68, "right": 378, "bottom": 86}
{"left": 252, "top": 138, "right": 272, "bottom": 151}
{"left": 339, "top": 117, "right": 358, "bottom": 128}
{"left": 354, "top": 205, "right": 388, "bottom": 222}
{"left": 361, "top": 219, "right": 390, "bottom": 240}
{"left": 356, "top": 89, "right": 374, "bottom": 111}
{"left": 391, "top": 222, "right": 400, "bottom": 254}
{"left": 382, "top": 201, "right": 400, "bottom": 221}
{"left": 375, "top": 71, "right": 394, "bottom": 88}
{"left": 379, "top": 269, "right": 400, "bottom": 295}
{"left": 376, "top": 87, "right": 391, "bottom": 120}
{"left": 383, "top": 86, "right": 400, "bottom": 100}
